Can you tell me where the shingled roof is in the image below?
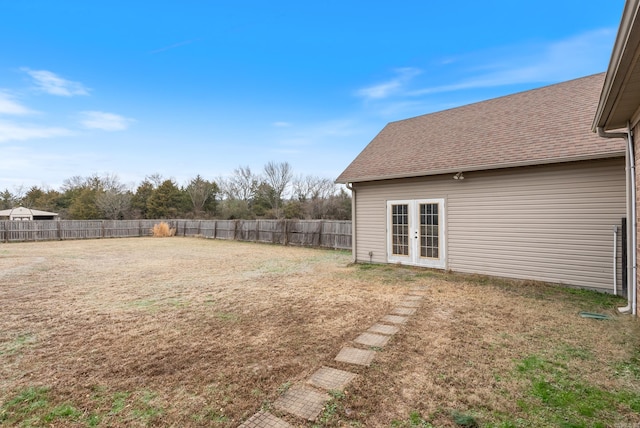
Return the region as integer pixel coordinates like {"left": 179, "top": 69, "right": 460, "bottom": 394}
{"left": 337, "top": 73, "right": 625, "bottom": 183}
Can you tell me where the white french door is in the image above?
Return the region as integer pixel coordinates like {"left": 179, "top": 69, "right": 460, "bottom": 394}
{"left": 387, "top": 199, "right": 446, "bottom": 268}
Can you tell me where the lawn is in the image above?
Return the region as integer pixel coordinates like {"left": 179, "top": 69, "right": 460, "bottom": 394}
{"left": 0, "top": 237, "right": 639, "bottom": 427}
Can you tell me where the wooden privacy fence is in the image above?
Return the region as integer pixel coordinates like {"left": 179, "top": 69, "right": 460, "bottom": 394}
{"left": 0, "top": 219, "right": 352, "bottom": 250}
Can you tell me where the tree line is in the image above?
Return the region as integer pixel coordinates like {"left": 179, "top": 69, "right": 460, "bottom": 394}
{"left": 0, "top": 162, "right": 351, "bottom": 220}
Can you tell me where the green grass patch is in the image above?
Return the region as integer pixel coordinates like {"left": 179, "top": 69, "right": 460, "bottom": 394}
{"left": 106, "top": 390, "right": 164, "bottom": 425}
{"left": 391, "top": 410, "right": 434, "bottom": 427}
{"left": 192, "top": 407, "right": 230, "bottom": 423}
{"left": 42, "top": 403, "right": 82, "bottom": 423}
{"left": 130, "top": 391, "right": 164, "bottom": 425}
{"left": 507, "top": 349, "right": 640, "bottom": 426}
{"left": 109, "top": 391, "right": 130, "bottom": 415}
{"left": 614, "top": 349, "right": 640, "bottom": 380}
{"left": 0, "top": 332, "right": 36, "bottom": 356}
{"left": 0, "top": 386, "right": 168, "bottom": 426}
{"left": 0, "top": 386, "right": 80, "bottom": 426}
{"left": 451, "top": 410, "right": 479, "bottom": 427}
{"left": 0, "top": 386, "right": 50, "bottom": 424}
{"left": 166, "top": 297, "right": 189, "bottom": 308}
{"left": 313, "top": 390, "right": 346, "bottom": 427}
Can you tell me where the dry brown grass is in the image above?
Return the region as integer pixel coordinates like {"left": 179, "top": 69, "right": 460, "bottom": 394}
{"left": 151, "top": 222, "right": 176, "bottom": 237}
{"left": 0, "top": 238, "right": 406, "bottom": 426}
{"left": 0, "top": 238, "right": 639, "bottom": 427}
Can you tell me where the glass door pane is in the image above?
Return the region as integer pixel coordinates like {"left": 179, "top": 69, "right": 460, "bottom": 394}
{"left": 391, "top": 204, "right": 409, "bottom": 255}
{"left": 420, "top": 203, "right": 439, "bottom": 259}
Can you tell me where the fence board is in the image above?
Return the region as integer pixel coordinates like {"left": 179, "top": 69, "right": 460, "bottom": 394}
{"left": 0, "top": 219, "right": 352, "bottom": 250}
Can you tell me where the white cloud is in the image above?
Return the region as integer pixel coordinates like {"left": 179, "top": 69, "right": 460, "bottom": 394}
{"left": 356, "top": 67, "right": 422, "bottom": 100}
{"left": 80, "top": 111, "right": 134, "bottom": 131}
{"left": 0, "top": 120, "right": 74, "bottom": 142}
{"left": 410, "top": 28, "right": 616, "bottom": 96}
{"left": 0, "top": 91, "right": 35, "bottom": 115}
{"left": 22, "top": 68, "right": 90, "bottom": 97}
{"left": 353, "top": 29, "right": 616, "bottom": 112}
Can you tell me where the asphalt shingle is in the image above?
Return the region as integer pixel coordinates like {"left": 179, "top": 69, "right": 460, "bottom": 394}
{"left": 336, "top": 74, "right": 623, "bottom": 183}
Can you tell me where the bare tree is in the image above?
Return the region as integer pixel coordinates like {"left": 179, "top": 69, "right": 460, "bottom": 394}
{"left": 186, "top": 175, "right": 217, "bottom": 215}
{"left": 146, "top": 173, "right": 165, "bottom": 189}
{"left": 92, "top": 174, "right": 131, "bottom": 219}
{"left": 291, "top": 175, "right": 338, "bottom": 218}
{"left": 263, "top": 161, "right": 292, "bottom": 218}
{"left": 100, "top": 173, "right": 128, "bottom": 193}
{"left": 96, "top": 190, "right": 132, "bottom": 219}
{"left": 220, "top": 166, "right": 259, "bottom": 201}
{"left": 61, "top": 175, "right": 86, "bottom": 192}
{"left": 293, "top": 175, "right": 335, "bottom": 201}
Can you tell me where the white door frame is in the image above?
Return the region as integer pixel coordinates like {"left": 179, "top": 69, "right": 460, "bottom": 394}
{"left": 386, "top": 198, "right": 446, "bottom": 268}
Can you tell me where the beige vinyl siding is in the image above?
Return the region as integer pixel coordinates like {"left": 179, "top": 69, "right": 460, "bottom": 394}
{"left": 353, "top": 157, "right": 625, "bottom": 292}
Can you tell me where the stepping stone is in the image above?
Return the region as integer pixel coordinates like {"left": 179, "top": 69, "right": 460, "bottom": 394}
{"left": 274, "top": 384, "right": 329, "bottom": 421}
{"left": 381, "top": 314, "right": 409, "bottom": 325}
{"left": 354, "top": 332, "right": 390, "bottom": 348}
{"left": 308, "top": 366, "right": 356, "bottom": 391}
{"left": 368, "top": 323, "right": 399, "bottom": 336}
{"left": 380, "top": 315, "right": 409, "bottom": 324}
{"left": 391, "top": 307, "right": 416, "bottom": 316}
{"left": 335, "top": 346, "right": 376, "bottom": 366}
{"left": 407, "top": 291, "right": 426, "bottom": 296}
{"left": 398, "top": 300, "right": 421, "bottom": 308}
{"left": 239, "top": 410, "right": 293, "bottom": 428}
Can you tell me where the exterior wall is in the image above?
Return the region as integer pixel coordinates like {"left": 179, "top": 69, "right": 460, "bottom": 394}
{"left": 353, "top": 157, "right": 626, "bottom": 292}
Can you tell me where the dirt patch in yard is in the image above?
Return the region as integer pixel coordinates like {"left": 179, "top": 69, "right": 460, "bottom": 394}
{"left": 1, "top": 238, "right": 639, "bottom": 427}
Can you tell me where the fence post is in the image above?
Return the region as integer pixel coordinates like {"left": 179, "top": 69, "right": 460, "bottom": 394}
{"left": 284, "top": 219, "right": 289, "bottom": 246}
{"left": 255, "top": 220, "right": 259, "bottom": 243}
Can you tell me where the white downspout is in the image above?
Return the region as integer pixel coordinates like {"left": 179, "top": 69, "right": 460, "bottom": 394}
{"left": 614, "top": 225, "right": 618, "bottom": 296}
{"left": 597, "top": 126, "right": 636, "bottom": 315}
{"left": 631, "top": 125, "right": 637, "bottom": 316}
{"left": 345, "top": 182, "right": 357, "bottom": 263}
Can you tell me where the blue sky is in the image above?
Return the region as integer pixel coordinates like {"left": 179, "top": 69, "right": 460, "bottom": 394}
{"left": 0, "top": 0, "right": 627, "bottom": 192}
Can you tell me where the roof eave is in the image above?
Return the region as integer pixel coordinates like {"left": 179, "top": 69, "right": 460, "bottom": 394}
{"left": 593, "top": 0, "right": 640, "bottom": 131}
{"left": 336, "top": 152, "right": 625, "bottom": 184}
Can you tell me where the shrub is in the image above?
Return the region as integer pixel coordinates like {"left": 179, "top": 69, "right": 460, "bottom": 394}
{"left": 151, "top": 222, "right": 175, "bottom": 237}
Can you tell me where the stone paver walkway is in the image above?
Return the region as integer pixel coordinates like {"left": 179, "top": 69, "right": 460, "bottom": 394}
{"left": 381, "top": 314, "right": 409, "bottom": 324}
{"left": 398, "top": 300, "right": 421, "bottom": 308}
{"left": 274, "top": 385, "right": 330, "bottom": 421}
{"left": 238, "top": 285, "right": 427, "bottom": 427}
{"left": 308, "top": 366, "right": 356, "bottom": 391}
{"left": 391, "top": 307, "right": 417, "bottom": 316}
{"left": 335, "top": 346, "right": 376, "bottom": 366}
{"left": 354, "top": 332, "right": 391, "bottom": 347}
{"left": 238, "top": 410, "right": 292, "bottom": 428}
{"left": 367, "top": 323, "right": 400, "bottom": 335}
